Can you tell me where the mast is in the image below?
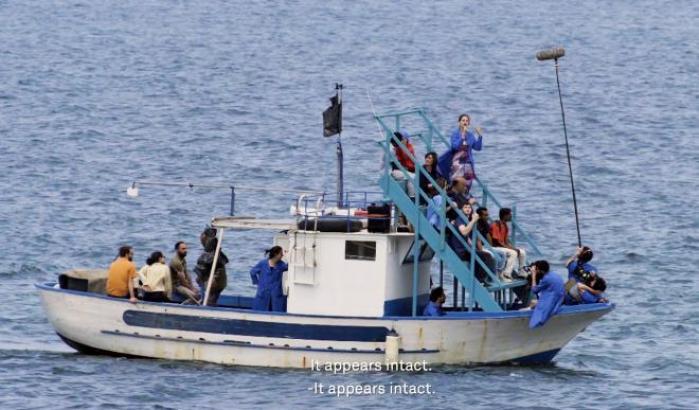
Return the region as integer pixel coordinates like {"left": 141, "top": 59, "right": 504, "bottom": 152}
{"left": 336, "top": 83, "right": 344, "bottom": 208}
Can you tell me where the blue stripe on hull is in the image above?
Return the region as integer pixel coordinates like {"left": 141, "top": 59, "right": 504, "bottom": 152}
{"left": 36, "top": 283, "right": 614, "bottom": 321}
{"left": 123, "top": 310, "right": 391, "bottom": 342}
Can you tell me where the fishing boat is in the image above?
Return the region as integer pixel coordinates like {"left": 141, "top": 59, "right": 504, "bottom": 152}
{"left": 36, "top": 106, "right": 613, "bottom": 368}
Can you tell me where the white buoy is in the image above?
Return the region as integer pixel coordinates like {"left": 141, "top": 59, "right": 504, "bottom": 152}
{"left": 126, "top": 183, "right": 139, "bottom": 198}
{"left": 385, "top": 329, "right": 401, "bottom": 364}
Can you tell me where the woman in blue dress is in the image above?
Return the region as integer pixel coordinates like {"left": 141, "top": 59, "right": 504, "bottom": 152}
{"left": 437, "top": 113, "right": 483, "bottom": 187}
{"left": 250, "top": 246, "right": 288, "bottom": 312}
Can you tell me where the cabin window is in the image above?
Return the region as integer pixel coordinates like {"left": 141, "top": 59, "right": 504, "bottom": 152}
{"left": 402, "top": 240, "right": 435, "bottom": 264}
{"left": 345, "top": 241, "right": 376, "bottom": 261}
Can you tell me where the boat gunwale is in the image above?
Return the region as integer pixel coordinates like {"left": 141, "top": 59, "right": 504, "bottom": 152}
{"left": 35, "top": 282, "right": 615, "bottom": 321}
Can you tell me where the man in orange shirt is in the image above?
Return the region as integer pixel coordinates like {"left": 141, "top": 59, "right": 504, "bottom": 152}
{"left": 490, "top": 208, "right": 527, "bottom": 279}
{"left": 106, "top": 245, "right": 138, "bottom": 303}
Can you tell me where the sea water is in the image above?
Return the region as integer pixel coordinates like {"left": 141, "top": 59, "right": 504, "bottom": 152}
{"left": 1, "top": 0, "right": 698, "bottom": 408}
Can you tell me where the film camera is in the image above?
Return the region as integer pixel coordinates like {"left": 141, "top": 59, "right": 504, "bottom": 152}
{"left": 572, "top": 263, "right": 594, "bottom": 283}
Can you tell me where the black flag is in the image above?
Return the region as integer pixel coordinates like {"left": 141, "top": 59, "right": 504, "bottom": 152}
{"left": 323, "top": 93, "right": 342, "bottom": 137}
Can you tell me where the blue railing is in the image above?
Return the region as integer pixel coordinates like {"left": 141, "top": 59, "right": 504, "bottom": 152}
{"left": 376, "top": 108, "right": 539, "bottom": 312}
{"left": 374, "top": 108, "right": 542, "bottom": 256}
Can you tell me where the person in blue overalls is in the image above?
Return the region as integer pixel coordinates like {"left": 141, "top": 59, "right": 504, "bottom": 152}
{"left": 423, "top": 286, "right": 446, "bottom": 317}
{"left": 250, "top": 246, "right": 288, "bottom": 312}
{"left": 528, "top": 260, "right": 565, "bottom": 329}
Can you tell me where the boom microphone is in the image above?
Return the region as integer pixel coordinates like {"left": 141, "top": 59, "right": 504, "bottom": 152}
{"left": 536, "top": 47, "right": 565, "bottom": 61}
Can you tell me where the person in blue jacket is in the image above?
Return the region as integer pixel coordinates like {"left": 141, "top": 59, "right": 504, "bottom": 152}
{"left": 250, "top": 246, "right": 288, "bottom": 312}
{"left": 528, "top": 260, "right": 565, "bottom": 329}
{"left": 423, "top": 286, "right": 446, "bottom": 316}
{"left": 565, "top": 246, "right": 597, "bottom": 283}
{"left": 437, "top": 113, "right": 483, "bottom": 187}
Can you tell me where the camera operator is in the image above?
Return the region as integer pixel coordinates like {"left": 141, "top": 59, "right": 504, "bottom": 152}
{"left": 528, "top": 260, "right": 565, "bottom": 329}
{"left": 565, "top": 246, "right": 597, "bottom": 284}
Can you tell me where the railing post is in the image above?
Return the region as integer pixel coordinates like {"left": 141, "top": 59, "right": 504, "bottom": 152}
{"left": 512, "top": 205, "right": 517, "bottom": 246}
{"left": 411, "top": 169, "right": 420, "bottom": 317}
{"left": 229, "top": 186, "right": 236, "bottom": 216}
{"left": 470, "top": 226, "right": 477, "bottom": 311}
{"left": 453, "top": 277, "right": 458, "bottom": 309}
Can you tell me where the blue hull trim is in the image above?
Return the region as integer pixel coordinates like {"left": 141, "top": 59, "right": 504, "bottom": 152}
{"left": 509, "top": 349, "right": 560, "bottom": 365}
{"left": 383, "top": 294, "right": 430, "bottom": 316}
{"left": 36, "top": 282, "right": 614, "bottom": 321}
{"left": 123, "top": 310, "right": 390, "bottom": 342}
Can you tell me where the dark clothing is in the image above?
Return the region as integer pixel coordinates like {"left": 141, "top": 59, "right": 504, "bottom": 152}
{"left": 445, "top": 190, "right": 473, "bottom": 220}
{"left": 194, "top": 238, "right": 229, "bottom": 306}
{"left": 418, "top": 167, "right": 441, "bottom": 205}
{"left": 450, "top": 191, "right": 472, "bottom": 208}
{"left": 448, "top": 219, "right": 496, "bottom": 283}
{"left": 567, "top": 261, "right": 598, "bottom": 283}
{"left": 476, "top": 219, "right": 490, "bottom": 244}
{"left": 452, "top": 249, "right": 496, "bottom": 283}
{"left": 142, "top": 291, "right": 169, "bottom": 303}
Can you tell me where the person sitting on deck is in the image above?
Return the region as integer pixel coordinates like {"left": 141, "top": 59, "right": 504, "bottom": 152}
{"left": 106, "top": 245, "right": 138, "bottom": 303}
{"left": 138, "top": 251, "right": 172, "bottom": 303}
{"left": 423, "top": 286, "right": 446, "bottom": 316}
{"left": 446, "top": 177, "right": 476, "bottom": 221}
{"left": 194, "top": 227, "right": 229, "bottom": 306}
{"left": 528, "top": 260, "right": 565, "bottom": 329}
{"left": 447, "top": 204, "right": 496, "bottom": 283}
{"left": 169, "top": 241, "right": 200, "bottom": 304}
{"left": 390, "top": 130, "right": 416, "bottom": 198}
{"left": 474, "top": 207, "right": 508, "bottom": 281}
{"left": 426, "top": 177, "right": 448, "bottom": 229}
{"left": 437, "top": 113, "right": 483, "bottom": 188}
{"left": 490, "top": 207, "right": 527, "bottom": 279}
{"left": 419, "top": 152, "right": 442, "bottom": 205}
{"left": 250, "top": 246, "right": 289, "bottom": 312}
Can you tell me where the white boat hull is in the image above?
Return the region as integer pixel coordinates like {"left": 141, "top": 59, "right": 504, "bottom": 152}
{"left": 37, "top": 283, "right": 612, "bottom": 368}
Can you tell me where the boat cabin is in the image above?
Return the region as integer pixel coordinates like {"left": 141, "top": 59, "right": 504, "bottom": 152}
{"left": 214, "top": 215, "right": 432, "bottom": 317}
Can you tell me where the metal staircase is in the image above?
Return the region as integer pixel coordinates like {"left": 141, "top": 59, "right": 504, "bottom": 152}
{"left": 375, "top": 108, "right": 543, "bottom": 314}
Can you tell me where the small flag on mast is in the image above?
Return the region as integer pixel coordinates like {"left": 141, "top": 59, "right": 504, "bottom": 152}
{"left": 322, "top": 88, "right": 342, "bottom": 137}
